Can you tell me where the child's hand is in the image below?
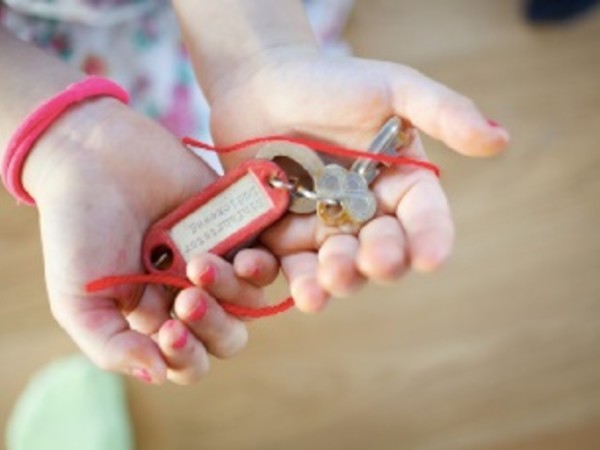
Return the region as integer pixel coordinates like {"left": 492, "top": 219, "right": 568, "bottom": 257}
{"left": 24, "top": 98, "right": 278, "bottom": 384}
{"left": 206, "top": 49, "right": 510, "bottom": 312}
{"left": 156, "top": 249, "right": 278, "bottom": 385}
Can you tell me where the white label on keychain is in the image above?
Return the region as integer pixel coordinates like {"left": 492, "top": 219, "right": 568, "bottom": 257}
{"left": 142, "top": 159, "right": 290, "bottom": 278}
{"left": 170, "top": 174, "right": 272, "bottom": 261}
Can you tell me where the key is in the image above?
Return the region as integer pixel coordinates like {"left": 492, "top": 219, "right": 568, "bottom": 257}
{"left": 315, "top": 164, "right": 348, "bottom": 226}
{"left": 142, "top": 159, "right": 290, "bottom": 278}
{"left": 256, "top": 141, "right": 325, "bottom": 214}
{"left": 315, "top": 164, "right": 377, "bottom": 226}
{"left": 337, "top": 116, "right": 409, "bottom": 224}
{"left": 316, "top": 117, "right": 406, "bottom": 226}
{"left": 340, "top": 171, "right": 378, "bottom": 224}
{"left": 351, "top": 116, "right": 403, "bottom": 184}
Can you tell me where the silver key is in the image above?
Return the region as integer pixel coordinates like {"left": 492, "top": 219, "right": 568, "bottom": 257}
{"left": 315, "top": 117, "right": 407, "bottom": 226}
{"left": 313, "top": 116, "right": 411, "bottom": 226}
{"left": 315, "top": 164, "right": 377, "bottom": 225}
{"left": 340, "top": 171, "right": 377, "bottom": 223}
{"left": 336, "top": 117, "right": 405, "bottom": 224}
{"left": 315, "top": 164, "right": 346, "bottom": 199}
{"left": 342, "top": 116, "right": 407, "bottom": 224}
{"left": 256, "top": 141, "right": 326, "bottom": 214}
{"left": 351, "top": 116, "right": 403, "bottom": 184}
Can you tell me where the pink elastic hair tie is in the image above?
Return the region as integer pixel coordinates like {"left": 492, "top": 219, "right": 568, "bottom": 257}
{"left": 1, "top": 76, "right": 129, "bottom": 206}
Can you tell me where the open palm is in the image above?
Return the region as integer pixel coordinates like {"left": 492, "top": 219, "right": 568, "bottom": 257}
{"left": 207, "top": 50, "right": 509, "bottom": 312}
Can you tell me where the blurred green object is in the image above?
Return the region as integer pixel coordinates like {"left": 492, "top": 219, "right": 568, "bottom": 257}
{"left": 6, "top": 355, "right": 134, "bottom": 450}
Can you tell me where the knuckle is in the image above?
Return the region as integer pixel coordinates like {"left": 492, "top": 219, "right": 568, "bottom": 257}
{"left": 455, "top": 94, "right": 476, "bottom": 111}
{"left": 439, "top": 95, "right": 472, "bottom": 119}
{"left": 437, "top": 97, "right": 479, "bottom": 142}
{"left": 361, "top": 252, "right": 407, "bottom": 283}
{"left": 322, "top": 261, "right": 356, "bottom": 292}
{"left": 171, "top": 363, "right": 211, "bottom": 386}
{"left": 374, "top": 263, "right": 406, "bottom": 283}
{"left": 212, "top": 324, "right": 248, "bottom": 359}
{"left": 91, "top": 351, "right": 116, "bottom": 372}
{"left": 387, "top": 61, "right": 421, "bottom": 79}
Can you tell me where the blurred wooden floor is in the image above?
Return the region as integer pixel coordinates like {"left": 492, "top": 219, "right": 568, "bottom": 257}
{"left": 2, "top": 0, "right": 600, "bottom": 449}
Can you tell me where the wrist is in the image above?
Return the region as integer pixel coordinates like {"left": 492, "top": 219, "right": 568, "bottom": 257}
{"left": 173, "top": 0, "right": 319, "bottom": 104}
{"left": 205, "top": 43, "right": 320, "bottom": 107}
{"left": 23, "top": 97, "right": 218, "bottom": 212}
{"left": 2, "top": 76, "right": 130, "bottom": 205}
{"left": 22, "top": 97, "right": 127, "bottom": 203}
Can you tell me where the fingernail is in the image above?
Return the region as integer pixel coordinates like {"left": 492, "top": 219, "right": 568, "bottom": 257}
{"left": 172, "top": 326, "right": 188, "bottom": 349}
{"left": 188, "top": 296, "right": 207, "bottom": 321}
{"left": 486, "top": 119, "right": 510, "bottom": 142}
{"left": 131, "top": 367, "right": 152, "bottom": 384}
{"left": 164, "top": 320, "right": 189, "bottom": 349}
{"left": 198, "top": 264, "right": 216, "bottom": 285}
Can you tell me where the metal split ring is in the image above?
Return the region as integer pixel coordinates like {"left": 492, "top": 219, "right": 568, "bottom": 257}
{"left": 269, "top": 176, "right": 339, "bottom": 206}
{"left": 268, "top": 176, "right": 297, "bottom": 192}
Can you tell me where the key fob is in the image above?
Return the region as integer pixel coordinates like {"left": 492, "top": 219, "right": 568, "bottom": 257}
{"left": 142, "top": 159, "right": 290, "bottom": 278}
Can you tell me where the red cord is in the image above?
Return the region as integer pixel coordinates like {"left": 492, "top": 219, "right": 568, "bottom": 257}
{"left": 3, "top": 76, "right": 439, "bottom": 318}
{"left": 86, "top": 274, "right": 294, "bottom": 318}
{"left": 87, "top": 274, "right": 193, "bottom": 291}
{"left": 87, "top": 133, "right": 440, "bottom": 318}
{"left": 183, "top": 135, "right": 440, "bottom": 177}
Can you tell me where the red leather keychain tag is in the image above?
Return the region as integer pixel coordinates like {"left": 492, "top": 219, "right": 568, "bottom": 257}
{"left": 142, "top": 159, "right": 290, "bottom": 278}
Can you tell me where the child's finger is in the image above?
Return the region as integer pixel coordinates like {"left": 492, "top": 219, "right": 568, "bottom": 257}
{"left": 173, "top": 287, "right": 248, "bottom": 358}
{"left": 157, "top": 319, "right": 210, "bottom": 385}
{"left": 261, "top": 212, "right": 360, "bottom": 256}
{"left": 186, "top": 253, "right": 266, "bottom": 309}
{"left": 232, "top": 247, "right": 279, "bottom": 287}
{"left": 383, "top": 62, "right": 509, "bottom": 157}
{"left": 260, "top": 214, "right": 319, "bottom": 255}
{"left": 280, "top": 251, "right": 330, "bottom": 313}
{"left": 395, "top": 176, "right": 454, "bottom": 273}
{"left": 317, "top": 234, "right": 365, "bottom": 297}
{"left": 373, "top": 137, "right": 454, "bottom": 272}
{"left": 125, "top": 286, "right": 172, "bottom": 335}
{"left": 356, "top": 216, "right": 409, "bottom": 282}
{"left": 50, "top": 293, "right": 167, "bottom": 384}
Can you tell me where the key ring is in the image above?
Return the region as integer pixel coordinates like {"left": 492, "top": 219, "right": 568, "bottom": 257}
{"left": 269, "top": 176, "right": 339, "bottom": 206}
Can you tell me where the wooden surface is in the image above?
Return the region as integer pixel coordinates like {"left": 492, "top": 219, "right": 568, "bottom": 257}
{"left": 2, "top": 0, "right": 600, "bottom": 449}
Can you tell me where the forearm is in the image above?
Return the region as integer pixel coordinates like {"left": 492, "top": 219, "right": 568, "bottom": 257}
{"left": 172, "top": 0, "right": 318, "bottom": 104}
{"left": 0, "top": 27, "right": 84, "bottom": 153}
{"left": 0, "top": 27, "right": 92, "bottom": 198}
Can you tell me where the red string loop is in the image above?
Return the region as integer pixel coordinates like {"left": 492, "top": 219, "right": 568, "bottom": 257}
{"left": 86, "top": 275, "right": 294, "bottom": 318}
{"left": 86, "top": 133, "right": 440, "bottom": 318}
{"left": 183, "top": 135, "right": 440, "bottom": 177}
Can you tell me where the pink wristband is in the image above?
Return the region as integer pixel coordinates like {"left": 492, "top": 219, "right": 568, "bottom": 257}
{"left": 1, "top": 76, "right": 129, "bottom": 206}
